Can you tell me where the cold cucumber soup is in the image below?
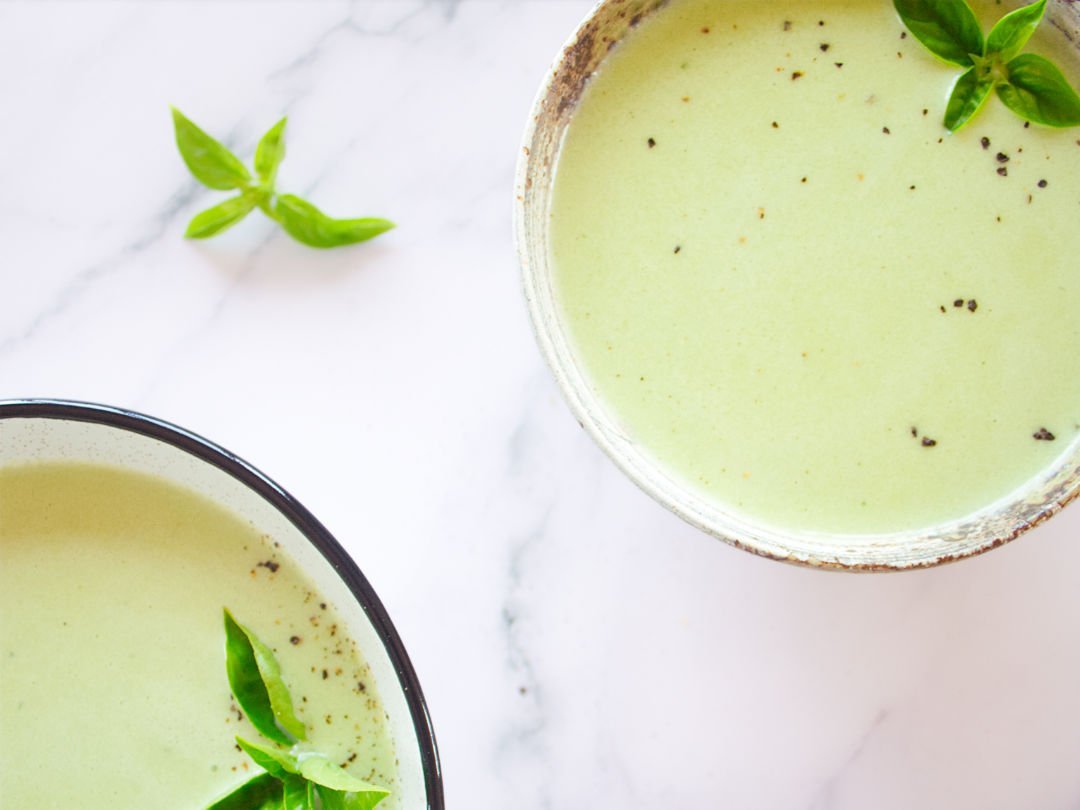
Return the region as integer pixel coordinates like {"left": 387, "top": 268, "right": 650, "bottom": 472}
{"left": 0, "top": 462, "right": 398, "bottom": 809}
{"left": 549, "top": 0, "right": 1080, "bottom": 535}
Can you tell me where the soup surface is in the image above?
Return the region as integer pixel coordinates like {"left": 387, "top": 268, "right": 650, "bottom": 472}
{"left": 550, "top": 0, "right": 1080, "bottom": 534}
{"left": 0, "top": 462, "right": 397, "bottom": 808}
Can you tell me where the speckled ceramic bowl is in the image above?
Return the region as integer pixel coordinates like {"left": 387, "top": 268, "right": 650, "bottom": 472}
{"left": 0, "top": 399, "right": 444, "bottom": 807}
{"left": 514, "top": 0, "right": 1080, "bottom": 571}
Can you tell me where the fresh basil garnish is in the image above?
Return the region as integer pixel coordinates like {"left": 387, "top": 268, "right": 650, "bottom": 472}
{"left": 172, "top": 109, "right": 394, "bottom": 247}
{"left": 223, "top": 609, "right": 306, "bottom": 746}
{"left": 895, "top": 0, "right": 1080, "bottom": 130}
{"left": 209, "top": 609, "right": 390, "bottom": 810}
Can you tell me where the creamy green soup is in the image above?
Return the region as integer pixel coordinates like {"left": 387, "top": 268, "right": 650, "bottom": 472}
{"left": 0, "top": 463, "right": 397, "bottom": 808}
{"left": 550, "top": 0, "right": 1080, "bottom": 534}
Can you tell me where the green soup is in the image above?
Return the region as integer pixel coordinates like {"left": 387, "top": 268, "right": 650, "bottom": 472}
{"left": 550, "top": 0, "right": 1080, "bottom": 534}
{"left": 0, "top": 462, "right": 398, "bottom": 808}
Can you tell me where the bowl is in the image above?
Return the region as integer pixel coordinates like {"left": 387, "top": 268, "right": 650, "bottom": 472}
{"left": 0, "top": 398, "right": 443, "bottom": 807}
{"left": 514, "top": 0, "right": 1080, "bottom": 571}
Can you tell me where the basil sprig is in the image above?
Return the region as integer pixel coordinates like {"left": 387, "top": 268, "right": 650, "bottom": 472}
{"left": 172, "top": 108, "right": 394, "bottom": 248}
{"left": 894, "top": 0, "right": 1080, "bottom": 130}
{"left": 208, "top": 609, "right": 390, "bottom": 810}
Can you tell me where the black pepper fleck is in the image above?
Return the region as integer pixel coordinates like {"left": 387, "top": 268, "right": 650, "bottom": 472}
{"left": 835, "top": 62, "right": 844, "bottom": 68}
{"left": 322, "top": 669, "right": 329, "bottom": 680}
{"left": 953, "top": 299, "right": 964, "bottom": 308}
{"left": 647, "top": 137, "right": 656, "bottom": 148}
{"left": 1033, "top": 428, "right": 1056, "bottom": 441}
{"left": 981, "top": 136, "right": 990, "bottom": 149}
{"left": 1038, "top": 179, "right": 1048, "bottom": 188}
{"left": 922, "top": 437, "right": 937, "bottom": 447}
{"left": 967, "top": 299, "right": 977, "bottom": 312}
{"left": 901, "top": 30, "right": 908, "bottom": 39}
{"left": 996, "top": 152, "right": 1009, "bottom": 163}
{"left": 911, "top": 427, "right": 918, "bottom": 437}
{"left": 997, "top": 166, "right": 1008, "bottom": 176}
{"left": 772, "top": 121, "right": 779, "bottom": 128}
{"left": 290, "top": 636, "right": 301, "bottom": 645}
{"left": 792, "top": 71, "right": 804, "bottom": 80}
{"left": 820, "top": 43, "right": 830, "bottom": 51}
{"left": 674, "top": 245, "right": 682, "bottom": 254}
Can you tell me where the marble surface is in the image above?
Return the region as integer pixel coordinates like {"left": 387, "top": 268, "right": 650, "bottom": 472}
{"left": 2, "top": 2, "right": 1079, "bottom": 808}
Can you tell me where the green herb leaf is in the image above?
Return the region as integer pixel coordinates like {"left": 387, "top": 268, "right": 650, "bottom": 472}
{"left": 944, "top": 66, "right": 994, "bottom": 130}
{"left": 316, "top": 786, "right": 389, "bottom": 810}
{"left": 296, "top": 753, "right": 389, "bottom": 797}
{"left": 274, "top": 195, "right": 394, "bottom": 248}
{"left": 172, "top": 108, "right": 252, "bottom": 191}
{"left": 281, "top": 777, "right": 311, "bottom": 810}
{"left": 236, "top": 737, "right": 300, "bottom": 779}
{"left": 998, "top": 52, "right": 1080, "bottom": 126}
{"left": 185, "top": 194, "right": 258, "bottom": 239}
{"left": 205, "top": 773, "right": 283, "bottom": 810}
{"left": 893, "top": 0, "right": 984, "bottom": 66}
{"left": 224, "top": 609, "right": 307, "bottom": 746}
{"left": 255, "top": 118, "right": 287, "bottom": 187}
{"left": 986, "top": 0, "right": 1046, "bottom": 62}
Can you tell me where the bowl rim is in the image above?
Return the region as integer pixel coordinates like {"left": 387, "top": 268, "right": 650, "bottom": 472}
{"left": 513, "top": 0, "right": 1080, "bottom": 572}
{"left": 0, "top": 397, "right": 445, "bottom": 809}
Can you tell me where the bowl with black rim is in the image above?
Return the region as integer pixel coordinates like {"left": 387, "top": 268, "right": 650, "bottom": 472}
{"left": 0, "top": 398, "right": 443, "bottom": 809}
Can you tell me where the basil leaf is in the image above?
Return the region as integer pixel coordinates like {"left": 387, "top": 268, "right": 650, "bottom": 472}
{"left": 281, "top": 777, "right": 310, "bottom": 810}
{"left": 172, "top": 107, "right": 252, "bottom": 191}
{"left": 893, "top": 0, "right": 984, "bottom": 66}
{"left": 224, "top": 609, "right": 307, "bottom": 745}
{"left": 986, "top": 0, "right": 1046, "bottom": 62}
{"left": 296, "top": 754, "right": 388, "bottom": 796}
{"left": 316, "top": 785, "right": 389, "bottom": 810}
{"left": 185, "top": 194, "right": 257, "bottom": 239}
{"left": 255, "top": 118, "right": 287, "bottom": 187}
{"left": 998, "top": 53, "right": 1080, "bottom": 126}
{"left": 205, "top": 773, "right": 283, "bottom": 810}
{"left": 236, "top": 736, "right": 300, "bottom": 779}
{"left": 274, "top": 194, "right": 394, "bottom": 248}
{"left": 944, "top": 66, "right": 994, "bottom": 130}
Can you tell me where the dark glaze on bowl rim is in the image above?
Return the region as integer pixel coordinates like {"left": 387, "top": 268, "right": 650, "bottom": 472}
{"left": 0, "top": 398, "right": 444, "bottom": 809}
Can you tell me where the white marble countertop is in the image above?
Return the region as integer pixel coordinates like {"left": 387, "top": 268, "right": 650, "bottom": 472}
{"left": 3, "top": 2, "right": 1079, "bottom": 808}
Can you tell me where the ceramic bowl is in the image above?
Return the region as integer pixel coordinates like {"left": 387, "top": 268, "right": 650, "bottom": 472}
{"left": 0, "top": 399, "right": 443, "bottom": 807}
{"left": 514, "top": 0, "right": 1080, "bottom": 571}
